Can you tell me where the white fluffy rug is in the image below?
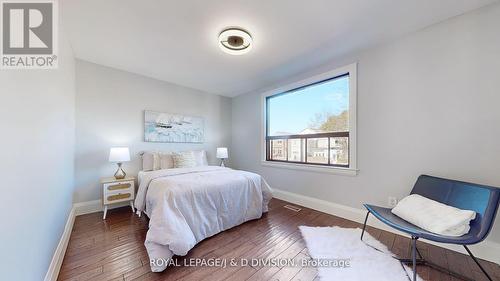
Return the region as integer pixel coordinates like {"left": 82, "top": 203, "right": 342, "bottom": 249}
{"left": 299, "top": 226, "right": 422, "bottom": 281}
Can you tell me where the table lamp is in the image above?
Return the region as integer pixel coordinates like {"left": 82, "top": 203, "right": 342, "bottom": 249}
{"left": 216, "top": 147, "right": 228, "bottom": 167}
{"left": 109, "top": 147, "right": 130, "bottom": 179}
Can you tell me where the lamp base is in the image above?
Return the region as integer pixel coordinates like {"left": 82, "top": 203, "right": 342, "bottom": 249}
{"left": 220, "top": 159, "right": 225, "bottom": 167}
{"left": 114, "top": 163, "right": 126, "bottom": 179}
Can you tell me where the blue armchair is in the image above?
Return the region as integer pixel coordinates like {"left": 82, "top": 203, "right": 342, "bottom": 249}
{"left": 361, "top": 175, "right": 500, "bottom": 281}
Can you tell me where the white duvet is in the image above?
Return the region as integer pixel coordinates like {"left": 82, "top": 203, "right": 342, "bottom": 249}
{"left": 134, "top": 166, "right": 273, "bottom": 272}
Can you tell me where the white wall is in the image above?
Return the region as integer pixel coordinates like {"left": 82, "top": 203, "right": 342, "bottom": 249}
{"left": 0, "top": 25, "right": 76, "bottom": 280}
{"left": 74, "top": 60, "right": 232, "bottom": 203}
{"left": 232, "top": 3, "right": 500, "bottom": 245}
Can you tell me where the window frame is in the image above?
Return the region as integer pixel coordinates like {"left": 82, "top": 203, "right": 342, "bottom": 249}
{"left": 260, "top": 63, "right": 358, "bottom": 175}
{"left": 266, "top": 132, "right": 349, "bottom": 167}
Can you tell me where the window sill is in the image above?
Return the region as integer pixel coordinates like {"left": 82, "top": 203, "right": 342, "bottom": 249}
{"left": 260, "top": 161, "right": 358, "bottom": 176}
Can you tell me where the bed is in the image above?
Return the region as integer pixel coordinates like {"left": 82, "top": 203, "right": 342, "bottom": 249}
{"left": 134, "top": 165, "right": 273, "bottom": 272}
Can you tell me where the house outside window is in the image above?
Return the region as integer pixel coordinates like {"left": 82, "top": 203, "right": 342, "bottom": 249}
{"left": 262, "top": 63, "right": 357, "bottom": 174}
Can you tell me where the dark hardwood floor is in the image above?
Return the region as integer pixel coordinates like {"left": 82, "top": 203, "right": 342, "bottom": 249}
{"left": 58, "top": 199, "right": 500, "bottom": 281}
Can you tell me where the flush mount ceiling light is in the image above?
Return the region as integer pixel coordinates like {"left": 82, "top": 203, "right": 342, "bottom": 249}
{"left": 218, "top": 28, "right": 252, "bottom": 55}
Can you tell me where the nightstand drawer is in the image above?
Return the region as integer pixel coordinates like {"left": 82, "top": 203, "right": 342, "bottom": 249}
{"left": 106, "top": 186, "right": 134, "bottom": 197}
{"left": 104, "top": 180, "right": 134, "bottom": 191}
{"left": 105, "top": 192, "right": 133, "bottom": 204}
{"left": 106, "top": 182, "right": 132, "bottom": 191}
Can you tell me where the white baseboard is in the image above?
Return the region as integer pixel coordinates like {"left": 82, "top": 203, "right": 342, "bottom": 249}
{"left": 73, "top": 199, "right": 102, "bottom": 216}
{"left": 73, "top": 199, "right": 131, "bottom": 216}
{"left": 273, "top": 188, "right": 500, "bottom": 264}
{"left": 44, "top": 199, "right": 130, "bottom": 281}
{"left": 44, "top": 207, "right": 75, "bottom": 281}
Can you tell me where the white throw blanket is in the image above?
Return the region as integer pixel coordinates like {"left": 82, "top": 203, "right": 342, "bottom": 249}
{"left": 391, "top": 194, "right": 476, "bottom": 236}
{"left": 134, "top": 166, "right": 273, "bottom": 272}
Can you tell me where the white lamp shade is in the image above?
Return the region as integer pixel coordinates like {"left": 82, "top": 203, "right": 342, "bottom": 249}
{"left": 109, "top": 147, "right": 130, "bottom": 162}
{"left": 216, "top": 147, "right": 228, "bottom": 159}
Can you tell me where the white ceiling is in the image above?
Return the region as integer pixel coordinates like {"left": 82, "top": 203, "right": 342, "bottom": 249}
{"left": 62, "top": 0, "right": 496, "bottom": 97}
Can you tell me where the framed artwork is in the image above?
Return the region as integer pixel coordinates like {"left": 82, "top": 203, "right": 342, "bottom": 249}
{"left": 144, "top": 110, "right": 204, "bottom": 143}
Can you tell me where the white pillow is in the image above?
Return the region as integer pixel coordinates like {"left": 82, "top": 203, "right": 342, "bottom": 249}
{"left": 142, "top": 151, "right": 165, "bottom": 172}
{"left": 159, "top": 152, "right": 174, "bottom": 169}
{"left": 192, "top": 150, "right": 208, "bottom": 166}
{"left": 143, "top": 150, "right": 206, "bottom": 170}
{"left": 172, "top": 152, "right": 197, "bottom": 168}
{"left": 152, "top": 153, "right": 161, "bottom": 170}
{"left": 142, "top": 151, "right": 160, "bottom": 171}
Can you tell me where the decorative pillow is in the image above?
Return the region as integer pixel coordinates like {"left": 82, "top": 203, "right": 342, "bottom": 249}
{"left": 152, "top": 152, "right": 161, "bottom": 170}
{"left": 142, "top": 151, "right": 163, "bottom": 171}
{"left": 159, "top": 152, "right": 174, "bottom": 169}
{"left": 172, "top": 152, "right": 197, "bottom": 168}
{"left": 142, "top": 151, "right": 158, "bottom": 171}
{"left": 192, "top": 150, "right": 208, "bottom": 166}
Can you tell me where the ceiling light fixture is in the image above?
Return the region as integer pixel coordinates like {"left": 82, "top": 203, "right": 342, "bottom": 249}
{"left": 218, "top": 28, "right": 252, "bottom": 55}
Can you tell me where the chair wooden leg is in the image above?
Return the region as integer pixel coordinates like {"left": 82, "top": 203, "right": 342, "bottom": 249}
{"left": 463, "top": 245, "right": 493, "bottom": 281}
{"left": 360, "top": 211, "right": 370, "bottom": 241}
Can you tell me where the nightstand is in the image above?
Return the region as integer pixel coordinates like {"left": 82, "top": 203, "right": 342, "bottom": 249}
{"left": 100, "top": 177, "right": 135, "bottom": 219}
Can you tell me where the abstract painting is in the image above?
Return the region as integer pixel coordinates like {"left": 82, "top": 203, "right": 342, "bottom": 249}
{"left": 144, "top": 110, "right": 204, "bottom": 143}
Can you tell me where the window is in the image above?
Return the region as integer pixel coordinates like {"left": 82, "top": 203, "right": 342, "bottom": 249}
{"left": 263, "top": 64, "right": 356, "bottom": 170}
